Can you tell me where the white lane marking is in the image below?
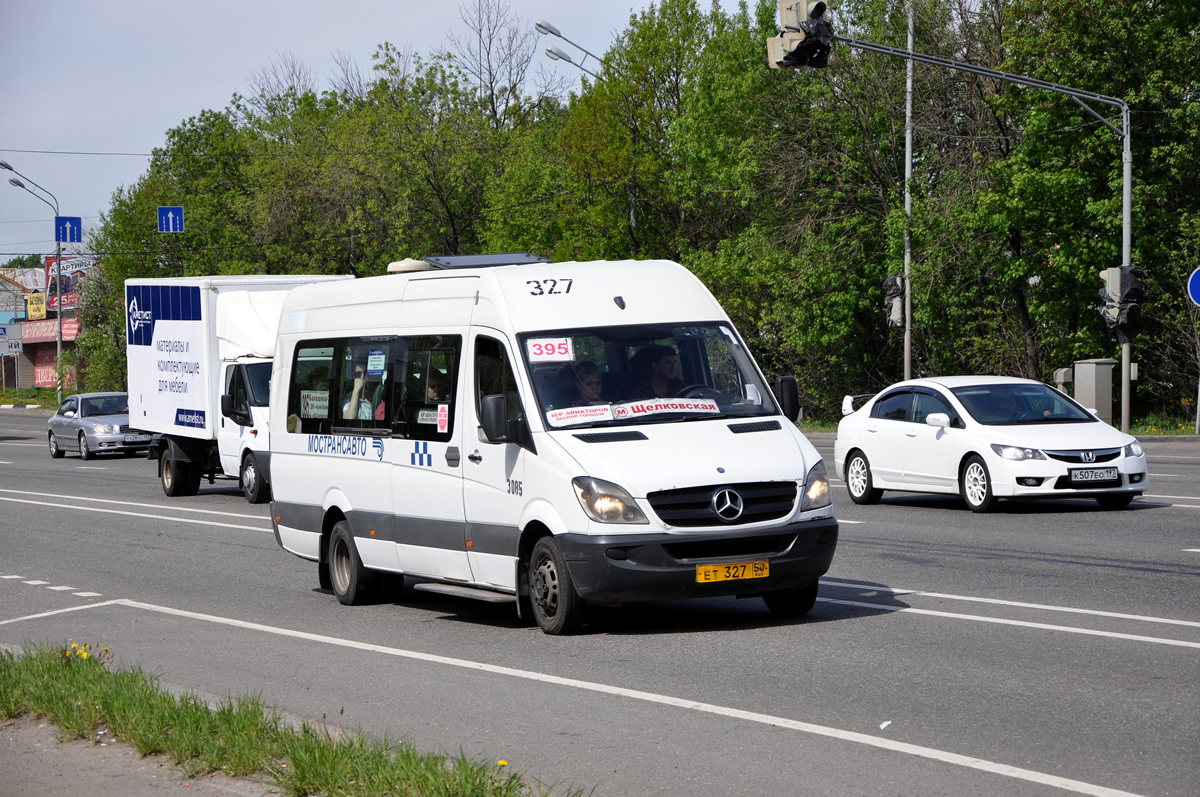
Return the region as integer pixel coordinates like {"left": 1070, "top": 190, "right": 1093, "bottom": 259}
{"left": 0, "top": 496, "right": 270, "bottom": 533}
{"left": 0, "top": 442, "right": 44, "bottom": 447}
{"left": 0, "top": 460, "right": 12, "bottom": 464}
{"left": 1184, "top": 549, "right": 1200, "bottom": 553}
{"left": 817, "top": 597, "right": 1200, "bottom": 649}
{"left": 2, "top": 575, "right": 24, "bottom": 579}
{"left": 3, "top": 597, "right": 1138, "bottom": 797}
{"left": 821, "top": 580, "right": 1200, "bottom": 629}
{"left": 76, "top": 466, "right": 108, "bottom": 470}
{"left": 0, "top": 599, "right": 126, "bottom": 627}
{"left": 47, "top": 586, "right": 76, "bottom": 591}
{"left": 1144, "top": 455, "right": 1200, "bottom": 460}
{"left": 22, "top": 580, "right": 49, "bottom": 585}
{"left": 72, "top": 592, "right": 102, "bottom": 597}
{"left": 0, "top": 488, "right": 266, "bottom": 520}
{"left": 1142, "top": 493, "right": 1200, "bottom": 500}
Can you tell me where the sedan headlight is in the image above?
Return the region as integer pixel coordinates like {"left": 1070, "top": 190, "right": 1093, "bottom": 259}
{"left": 91, "top": 423, "right": 119, "bottom": 434}
{"left": 990, "top": 443, "right": 1046, "bottom": 461}
{"left": 801, "top": 460, "right": 832, "bottom": 511}
{"left": 1124, "top": 441, "right": 1144, "bottom": 458}
{"left": 572, "top": 477, "right": 648, "bottom": 524}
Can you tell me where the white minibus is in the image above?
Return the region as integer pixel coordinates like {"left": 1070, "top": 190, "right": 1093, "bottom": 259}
{"left": 269, "top": 256, "right": 837, "bottom": 634}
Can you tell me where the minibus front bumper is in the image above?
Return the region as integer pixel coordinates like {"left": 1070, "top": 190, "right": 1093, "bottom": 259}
{"left": 555, "top": 518, "right": 838, "bottom": 604}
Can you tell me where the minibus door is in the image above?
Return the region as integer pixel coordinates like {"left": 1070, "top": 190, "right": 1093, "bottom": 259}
{"left": 462, "top": 333, "right": 527, "bottom": 591}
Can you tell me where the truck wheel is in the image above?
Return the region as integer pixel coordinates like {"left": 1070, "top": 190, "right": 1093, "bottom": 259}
{"left": 329, "top": 521, "right": 373, "bottom": 605}
{"left": 78, "top": 432, "right": 93, "bottom": 461}
{"left": 162, "top": 449, "right": 201, "bottom": 497}
{"left": 48, "top": 432, "right": 64, "bottom": 459}
{"left": 763, "top": 582, "right": 819, "bottom": 617}
{"left": 529, "top": 537, "right": 585, "bottom": 635}
{"left": 240, "top": 453, "right": 268, "bottom": 504}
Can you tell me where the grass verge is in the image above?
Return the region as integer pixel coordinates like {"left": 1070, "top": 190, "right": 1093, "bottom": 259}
{"left": 0, "top": 642, "right": 580, "bottom": 796}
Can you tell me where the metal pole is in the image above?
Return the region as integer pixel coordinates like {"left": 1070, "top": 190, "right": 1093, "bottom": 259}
{"left": 1120, "top": 105, "right": 1132, "bottom": 432}
{"left": 833, "top": 34, "right": 1132, "bottom": 423}
{"left": 55, "top": 242, "right": 63, "bottom": 405}
{"left": 903, "top": 3, "right": 913, "bottom": 381}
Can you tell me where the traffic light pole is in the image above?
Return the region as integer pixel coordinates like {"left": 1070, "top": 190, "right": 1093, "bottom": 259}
{"left": 833, "top": 34, "right": 1134, "bottom": 431}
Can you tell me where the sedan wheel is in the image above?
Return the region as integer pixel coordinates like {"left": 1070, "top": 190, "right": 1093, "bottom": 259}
{"left": 961, "top": 455, "right": 996, "bottom": 513}
{"left": 845, "top": 451, "right": 882, "bottom": 505}
{"left": 48, "top": 432, "right": 64, "bottom": 459}
{"left": 78, "top": 432, "right": 93, "bottom": 461}
{"left": 1096, "top": 494, "right": 1134, "bottom": 509}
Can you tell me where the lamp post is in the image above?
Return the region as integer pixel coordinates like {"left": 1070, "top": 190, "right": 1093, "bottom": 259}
{"left": 536, "top": 20, "right": 639, "bottom": 258}
{"left": 2, "top": 160, "right": 65, "bottom": 405}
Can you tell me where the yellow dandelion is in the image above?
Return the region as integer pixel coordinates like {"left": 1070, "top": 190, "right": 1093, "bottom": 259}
{"left": 498, "top": 760, "right": 508, "bottom": 767}
{"left": 80, "top": 651, "right": 88, "bottom": 659}
{"left": 71, "top": 643, "right": 79, "bottom": 649}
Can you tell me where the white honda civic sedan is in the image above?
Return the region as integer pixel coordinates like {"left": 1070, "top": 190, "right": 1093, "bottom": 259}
{"left": 834, "top": 376, "right": 1148, "bottom": 512}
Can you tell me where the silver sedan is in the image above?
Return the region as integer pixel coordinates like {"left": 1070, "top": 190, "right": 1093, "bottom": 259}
{"left": 46, "top": 392, "right": 152, "bottom": 459}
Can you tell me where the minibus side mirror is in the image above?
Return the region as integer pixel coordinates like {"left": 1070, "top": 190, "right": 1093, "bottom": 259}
{"left": 481, "top": 394, "right": 510, "bottom": 442}
{"left": 220, "top": 393, "right": 252, "bottom": 426}
{"left": 775, "top": 376, "right": 800, "bottom": 423}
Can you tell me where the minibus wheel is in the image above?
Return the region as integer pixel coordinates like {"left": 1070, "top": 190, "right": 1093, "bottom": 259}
{"left": 529, "top": 537, "right": 584, "bottom": 635}
{"left": 763, "top": 582, "right": 819, "bottom": 617}
{"left": 329, "top": 521, "right": 373, "bottom": 605}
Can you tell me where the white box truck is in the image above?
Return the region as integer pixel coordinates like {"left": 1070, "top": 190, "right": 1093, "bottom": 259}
{"left": 125, "top": 274, "right": 351, "bottom": 501}
{"left": 269, "top": 256, "right": 837, "bottom": 634}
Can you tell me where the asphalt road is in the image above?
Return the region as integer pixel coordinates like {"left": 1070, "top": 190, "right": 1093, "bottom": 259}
{"left": 1, "top": 409, "right": 1198, "bottom": 796}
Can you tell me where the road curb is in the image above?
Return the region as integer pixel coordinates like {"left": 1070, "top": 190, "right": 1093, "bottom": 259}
{"left": 0, "top": 404, "right": 45, "bottom": 409}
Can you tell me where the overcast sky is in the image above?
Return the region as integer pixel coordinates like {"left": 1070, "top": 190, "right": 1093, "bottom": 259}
{"left": 1, "top": 0, "right": 743, "bottom": 267}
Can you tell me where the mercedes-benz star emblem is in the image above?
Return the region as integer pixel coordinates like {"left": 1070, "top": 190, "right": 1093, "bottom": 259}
{"left": 711, "top": 488, "right": 744, "bottom": 522}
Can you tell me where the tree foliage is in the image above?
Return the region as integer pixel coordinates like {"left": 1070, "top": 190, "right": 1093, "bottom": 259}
{"left": 77, "top": 0, "right": 1199, "bottom": 424}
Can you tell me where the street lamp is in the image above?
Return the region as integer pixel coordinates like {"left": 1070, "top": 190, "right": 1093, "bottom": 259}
{"left": 536, "top": 21, "right": 639, "bottom": 257}
{"left": 2, "top": 160, "right": 65, "bottom": 405}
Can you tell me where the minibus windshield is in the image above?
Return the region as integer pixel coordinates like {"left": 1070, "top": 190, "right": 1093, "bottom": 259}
{"left": 519, "top": 323, "right": 780, "bottom": 429}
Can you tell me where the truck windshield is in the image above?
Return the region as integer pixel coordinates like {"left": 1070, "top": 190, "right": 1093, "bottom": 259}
{"left": 518, "top": 323, "right": 779, "bottom": 429}
{"left": 245, "top": 362, "right": 273, "bottom": 407}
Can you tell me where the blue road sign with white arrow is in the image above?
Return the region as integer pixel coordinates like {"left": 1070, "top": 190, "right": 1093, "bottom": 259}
{"left": 1188, "top": 267, "right": 1200, "bottom": 308}
{"left": 55, "top": 216, "right": 82, "bottom": 243}
{"left": 157, "top": 206, "right": 184, "bottom": 233}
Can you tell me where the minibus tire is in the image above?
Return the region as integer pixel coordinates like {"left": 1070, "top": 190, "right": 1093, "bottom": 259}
{"left": 329, "top": 521, "right": 373, "bottom": 605}
{"left": 763, "top": 582, "right": 819, "bottom": 617}
{"left": 529, "top": 537, "right": 585, "bottom": 635}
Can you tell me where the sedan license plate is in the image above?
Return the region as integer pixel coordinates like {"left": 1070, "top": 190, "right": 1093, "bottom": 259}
{"left": 1069, "top": 467, "right": 1118, "bottom": 483}
{"left": 124, "top": 434, "right": 151, "bottom": 443}
{"left": 696, "top": 560, "right": 768, "bottom": 584}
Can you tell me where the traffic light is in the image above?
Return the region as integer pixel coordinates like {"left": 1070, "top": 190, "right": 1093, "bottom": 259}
{"left": 767, "top": 1, "right": 834, "bottom": 69}
{"left": 1116, "top": 265, "right": 1144, "bottom": 343}
{"left": 884, "top": 274, "right": 904, "bottom": 327}
{"left": 1098, "top": 265, "right": 1145, "bottom": 343}
{"left": 1098, "top": 266, "right": 1121, "bottom": 325}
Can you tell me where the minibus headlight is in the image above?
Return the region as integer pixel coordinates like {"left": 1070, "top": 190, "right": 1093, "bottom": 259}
{"left": 572, "top": 477, "right": 648, "bottom": 524}
{"left": 801, "top": 460, "right": 832, "bottom": 511}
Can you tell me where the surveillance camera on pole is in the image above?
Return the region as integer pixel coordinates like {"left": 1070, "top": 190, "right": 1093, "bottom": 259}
{"left": 767, "top": 1, "right": 833, "bottom": 69}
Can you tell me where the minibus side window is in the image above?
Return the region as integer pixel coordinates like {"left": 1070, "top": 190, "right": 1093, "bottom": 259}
{"left": 393, "top": 335, "right": 460, "bottom": 443}
{"left": 336, "top": 340, "right": 395, "bottom": 432}
{"left": 286, "top": 340, "right": 337, "bottom": 435}
{"left": 475, "top": 336, "right": 523, "bottom": 426}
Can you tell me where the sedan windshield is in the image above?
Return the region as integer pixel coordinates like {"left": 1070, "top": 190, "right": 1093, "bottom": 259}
{"left": 80, "top": 396, "right": 129, "bottom": 417}
{"left": 519, "top": 323, "right": 778, "bottom": 429}
{"left": 951, "top": 383, "right": 1094, "bottom": 425}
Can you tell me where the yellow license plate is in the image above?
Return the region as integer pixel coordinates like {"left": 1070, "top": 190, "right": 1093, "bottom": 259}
{"left": 696, "top": 560, "right": 769, "bottom": 584}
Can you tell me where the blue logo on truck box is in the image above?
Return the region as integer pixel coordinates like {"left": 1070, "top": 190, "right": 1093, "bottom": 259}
{"left": 174, "top": 409, "right": 206, "bottom": 428}
{"left": 126, "top": 284, "right": 202, "bottom": 346}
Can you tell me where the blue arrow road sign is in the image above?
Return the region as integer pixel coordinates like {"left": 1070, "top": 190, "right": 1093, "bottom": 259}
{"left": 55, "top": 216, "right": 82, "bottom": 243}
{"left": 157, "top": 206, "right": 184, "bottom": 233}
{"left": 1188, "top": 267, "right": 1200, "bottom": 308}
